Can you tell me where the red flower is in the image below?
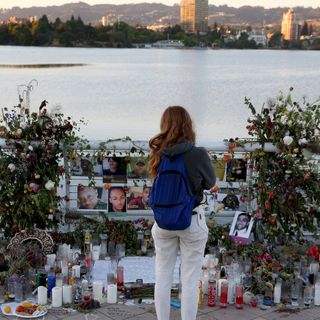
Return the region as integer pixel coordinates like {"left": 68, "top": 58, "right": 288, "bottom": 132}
{"left": 267, "top": 191, "right": 275, "bottom": 199}
{"left": 265, "top": 200, "right": 271, "bottom": 211}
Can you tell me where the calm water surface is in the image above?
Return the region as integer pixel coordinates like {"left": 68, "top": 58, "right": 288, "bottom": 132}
{"left": 0, "top": 46, "right": 320, "bottom": 143}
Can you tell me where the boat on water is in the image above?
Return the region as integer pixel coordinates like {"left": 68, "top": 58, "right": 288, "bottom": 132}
{"left": 152, "top": 39, "right": 184, "bottom": 49}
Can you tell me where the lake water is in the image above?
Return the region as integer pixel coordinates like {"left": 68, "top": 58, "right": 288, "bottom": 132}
{"left": 0, "top": 46, "right": 320, "bottom": 143}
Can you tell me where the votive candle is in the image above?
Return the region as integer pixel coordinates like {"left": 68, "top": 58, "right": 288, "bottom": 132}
{"left": 107, "top": 284, "right": 117, "bottom": 303}
{"left": 52, "top": 286, "right": 62, "bottom": 307}
{"left": 62, "top": 285, "right": 73, "bottom": 304}
{"left": 37, "top": 286, "right": 48, "bottom": 305}
{"left": 93, "top": 281, "right": 103, "bottom": 302}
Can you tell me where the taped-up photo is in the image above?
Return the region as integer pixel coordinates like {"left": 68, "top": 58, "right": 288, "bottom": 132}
{"left": 127, "top": 186, "right": 151, "bottom": 211}
{"left": 77, "top": 185, "right": 108, "bottom": 210}
{"left": 127, "top": 158, "right": 148, "bottom": 180}
{"left": 70, "top": 157, "right": 103, "bottom": 177}
{"left": 217, "top": 188, "right": 241, "bottom": 210}
{"left": 108, "top": 187, "right": 126, "bottom": 213}
{"left": 226, "top": 158, "right": 247, "bottom": 182}
{"left": 212, "top": 159, "right": 226, "bottom": 182}
{"left": 229, "top": 211, "right": 254, "bottom": 244}
{"left": 103, "top": 157, "right": 127, "bottom": 183}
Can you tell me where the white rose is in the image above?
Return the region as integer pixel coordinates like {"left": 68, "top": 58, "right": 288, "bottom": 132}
{"left": 8, "top": 163, "right": 16, "bottom": 172}
{"left": 16, "top": 128, "right": 22, "bottom": 135}
{"left": 28, "top": 145, "right": 33, "bottom": 151}
{"left": 283, "top": 136, "right": 293, "bottom": 146}
{"left": 298, "top": 138, "right": 308, "bottom": 145}
{"left": 45, "top": 180, "right": 55, "bottom": 190}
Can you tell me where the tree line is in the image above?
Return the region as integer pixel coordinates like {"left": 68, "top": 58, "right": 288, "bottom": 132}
{"left": 0, "top": 15, "right": 319, "bottom": 49}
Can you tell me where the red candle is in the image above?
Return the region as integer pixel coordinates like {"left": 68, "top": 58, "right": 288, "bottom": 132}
{"left": 220, "top": 281, "right": 228, "bottom": 308}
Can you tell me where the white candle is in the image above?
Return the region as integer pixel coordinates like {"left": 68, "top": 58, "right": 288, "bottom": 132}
{"left": 92, "top": 245, "right": 101, "bottom": 261}
{"left": 37, "top": 286, "right": 48, "bottom": 305}
{"left": 93, "top": 280, "right": 103, "bottom": 302}
{"left": 62, "top": 285, "right": 73, "bottom": 304}
{"left": 61, "top": 266, "right": 69, "bottom": 278}
{"left": 107, "top": 284, "right": 117, "bottom": 303}
{"left": 52, "top": 286, "right": 62, "bottom": 307}
{"left": 72, "top": 265, "right": 80, "bottom": 278}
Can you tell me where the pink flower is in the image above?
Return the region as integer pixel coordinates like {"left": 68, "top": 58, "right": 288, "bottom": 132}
{"left": 29, "top": 183, "right": 40, "bottom": 193}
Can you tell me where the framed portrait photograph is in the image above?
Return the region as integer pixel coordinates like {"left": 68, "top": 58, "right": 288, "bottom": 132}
{"left": 103, "top": 157, "right": 127, "bottom": 183}
{"left": 77, "top": 185, "right": 108, "bottom": 211}
{"left": 226, "top": 158, "right": 247, "bottom": 182}
{"left": 70, "top": 157, "right": 103, "bottom": 177}
{"left": 229, "top": 211, "right": 254, "bottom": 244}
{"left": 127, "top": 186, "right": 151, "bottom": 211}
{"left": 215, "top": 187, "right": 242, "bottom": 210}
{"left": 108, "top": 187, "right": 126, "bottom": 213}
{"left": 212, "top": 159, "right": 226, "bottom": 182}
{"left": 127, "top": 157, "right": 148, "bottom": 180}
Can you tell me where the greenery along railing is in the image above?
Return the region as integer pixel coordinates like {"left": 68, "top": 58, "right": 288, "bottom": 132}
{"left": 0, "top": 88, "right": 319, "bottom": 243}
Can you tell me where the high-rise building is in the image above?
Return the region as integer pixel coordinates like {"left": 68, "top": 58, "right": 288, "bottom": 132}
{"left": 180, "top": 0, "right": 208, "bottom": 34}
{"left": 281, "top": 8, "right": 299, "bottom": 41}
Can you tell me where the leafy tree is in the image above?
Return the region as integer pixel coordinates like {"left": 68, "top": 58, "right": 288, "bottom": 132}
{"left": 268, "top": 31, "right": 282, "bottom": 48}
{"left": 0, "top": 25, "right": 12, "bottom": 44}
{"left": 31, "top": 15, "right": 52, "bottom": 45}
{"left": 11, "top": 24, "right": 32, "bottom": 45}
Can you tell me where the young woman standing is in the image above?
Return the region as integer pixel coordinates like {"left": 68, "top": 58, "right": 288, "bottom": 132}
{"left": 149, "top": 106, "right": 216, "bottom": 320}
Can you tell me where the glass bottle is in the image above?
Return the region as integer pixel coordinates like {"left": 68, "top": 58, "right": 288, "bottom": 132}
{"left": 84, "top": 230, "right": 92, "bottom": 254}
{"left": 291, "top": 281, "right": 300, "bottom": 307}
{"left": 99, "top": 234, "right": 108, "bottom": 259}
{"left": 227, "top": 270, "right": 235, "bottom": 305}
{"left": 273, "top": 278, "right": 282, "bottom": 304}
{"left": 79, "top": 254, "right": 87, "bottom": 277}
{"left": 117, "top": 266, "right": 124, "bottom": 290}
{"left": 47, "top": 270, "right": 56, "bottom": 298}
{"left": 309, "top": 258, "right": 319, "bottom": 285}
{"left": 202, "top": 268, "right": 209, "bottom": 296}
{"left": 314, "top": 273, "right": 320, "bottom": 306}
{"left": 304, "top": 280, "right": 312, "bottom": 307}
{"left": 198, "top": 280, "right": 203, "bottom": 306}
{"left": 73, "top": 278, "right": 82, "bottom": 304}
{"left": 8, "top": 275, "right": 16, "bottom": 301}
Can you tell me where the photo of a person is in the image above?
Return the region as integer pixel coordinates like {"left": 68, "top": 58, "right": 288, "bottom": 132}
{"left": 71, "top": 157, "right": 103, "bottom": 177}
{"left": 108, "top": 187, "right": 126, "bottom": 213}
{"left": 128, "top": 158, "right": 148, "bottom": 179}
{"left": 103, "top": 157, "right": 127, "bottom": 183}
{"left": 77, "top": 185, "right": 108, "bottom": 210}
{"left": 212, "top": 159, "right": 226, "bottom": 182}
{"left": 229, "top": 211, "right": 254, "bottom": 242}
{"left": 226, "top": 159, "right": 247, "bottom": 182}
{"left": 127, "top": 185, "right": 151, "bottom": 210}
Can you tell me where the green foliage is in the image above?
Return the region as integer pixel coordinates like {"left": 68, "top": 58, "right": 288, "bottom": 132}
{"left": 246, "top": 90, "right": 320, "bottom": 240}
{"left": 0, "top": 99, "right": 83, "bottom": 237}
{"left": 268, "top": 31, "right": 282, "bottom": 48}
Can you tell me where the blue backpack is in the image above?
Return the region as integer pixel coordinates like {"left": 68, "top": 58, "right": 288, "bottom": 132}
{"left": 149, "top": 152, "right": 196, "bottom": 230}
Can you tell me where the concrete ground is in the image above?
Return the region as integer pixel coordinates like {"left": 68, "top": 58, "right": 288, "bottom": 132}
{"left": 2, "top": 300, "right": 320, "bottom": 320}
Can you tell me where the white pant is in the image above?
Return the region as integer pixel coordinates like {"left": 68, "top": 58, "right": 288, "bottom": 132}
{"left": 152, "top": 205, "right": 208, "bottom": 320}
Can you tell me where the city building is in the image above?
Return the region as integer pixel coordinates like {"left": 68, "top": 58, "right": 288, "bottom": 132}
{"left": 180, "top": 0, "right": 208, "bottom": 34}
{"left": 248, "top": 31, "right": 268, "bottom": 46}
{"left": 281, "top": 8, "right": 299, "bottom": 41}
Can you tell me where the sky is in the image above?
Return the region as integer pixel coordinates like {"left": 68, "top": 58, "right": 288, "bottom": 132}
{"left": 0, "top": 0, "right": 319, "bottom": 9}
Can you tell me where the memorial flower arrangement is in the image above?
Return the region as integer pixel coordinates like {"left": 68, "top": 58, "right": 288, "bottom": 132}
{"left": 0, "top": 99, "right": 83, "bottom": 237}
{"left": 245, "top": 90, "right": 320, "bottom": 240}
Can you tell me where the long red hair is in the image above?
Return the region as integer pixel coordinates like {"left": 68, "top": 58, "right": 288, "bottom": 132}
{"left": 148, "top": 106, "right": 196, "bottom": 178}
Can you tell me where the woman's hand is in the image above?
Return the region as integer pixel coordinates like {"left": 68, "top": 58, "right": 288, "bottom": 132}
{"left": 210, "top": 185, "right": 219, "bottom": 193}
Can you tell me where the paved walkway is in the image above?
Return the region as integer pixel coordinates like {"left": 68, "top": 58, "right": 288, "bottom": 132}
{"left": 2, "top": 300, "right": 320, "bottom": 320}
